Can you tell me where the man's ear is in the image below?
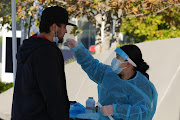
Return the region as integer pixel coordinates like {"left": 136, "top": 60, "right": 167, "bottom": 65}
{"left": 51, "top": 23, "right": 57, "bottom": 32}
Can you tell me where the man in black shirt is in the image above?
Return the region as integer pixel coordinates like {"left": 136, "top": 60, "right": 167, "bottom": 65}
{"left": 11, "top": 6, "right": 76, "bottom": 120}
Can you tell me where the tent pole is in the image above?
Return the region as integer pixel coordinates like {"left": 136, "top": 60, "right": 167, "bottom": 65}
{"left": 11, "top": 0, "right": 17, "bottom": 85}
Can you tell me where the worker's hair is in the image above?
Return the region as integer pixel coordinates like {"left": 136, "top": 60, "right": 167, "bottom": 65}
{"left": 120, "top": 45, "right": 149, "bottom": 74}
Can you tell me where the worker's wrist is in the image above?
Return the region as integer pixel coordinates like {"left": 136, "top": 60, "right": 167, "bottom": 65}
{"left": 71, "top": 42, "right": 83, "bottom": 53}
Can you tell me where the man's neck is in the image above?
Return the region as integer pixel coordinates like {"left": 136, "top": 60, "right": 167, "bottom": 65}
{"left": 38, "top": 32, "right": 53, "bottom": 42}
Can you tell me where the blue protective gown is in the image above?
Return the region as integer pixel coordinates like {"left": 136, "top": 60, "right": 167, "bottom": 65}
{"left": 71, "top": 42, "right": 158, "bottom": 120}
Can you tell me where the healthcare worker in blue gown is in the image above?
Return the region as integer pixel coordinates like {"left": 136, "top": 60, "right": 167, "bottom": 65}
{"left": 64, "top": 38, "right": 158, "bottom": 120}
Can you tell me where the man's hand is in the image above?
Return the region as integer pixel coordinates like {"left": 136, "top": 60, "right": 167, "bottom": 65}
{"left": 64, "top": 38, "right": 78, "bottom": 48}
{"left": 101, "top": 105, "right": 114, "bottom": 116}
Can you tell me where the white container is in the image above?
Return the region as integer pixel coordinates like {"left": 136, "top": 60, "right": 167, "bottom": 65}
{"left": 86, "top": 97, "right": 95, "bottom": 113}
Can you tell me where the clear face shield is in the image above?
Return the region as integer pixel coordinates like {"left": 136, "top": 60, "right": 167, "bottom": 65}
{"left": 104, "top": 47, "right": 137, "bottom": 74}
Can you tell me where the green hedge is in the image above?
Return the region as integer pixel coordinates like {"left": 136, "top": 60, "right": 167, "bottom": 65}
{"left": 0, "top": 81, "right": 13, "bottom": 94}
{"left": 121, "top": 13, "right": 180, "bottom": 43}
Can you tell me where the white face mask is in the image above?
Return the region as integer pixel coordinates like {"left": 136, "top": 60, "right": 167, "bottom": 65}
{"left": 53, "top": 27, "right": 59, "bottom": 45}
{"left": 111, "top": 58, "right": 127, "bottom": 74}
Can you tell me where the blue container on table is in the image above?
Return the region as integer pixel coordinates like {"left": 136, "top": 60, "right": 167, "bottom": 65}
{"left": 70, "top": 102, "right": 86, "bottom": 119}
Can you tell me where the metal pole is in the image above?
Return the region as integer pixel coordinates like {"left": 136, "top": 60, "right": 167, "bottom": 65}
{"left": 11, "top": 0, "right": 17, "bottom": 84}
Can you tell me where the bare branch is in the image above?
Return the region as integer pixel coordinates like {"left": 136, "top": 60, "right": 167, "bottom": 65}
{"left": 154, "top": 4, "right": 173, "bottom": 15}
{"left": 123, "top": 4, "right": 176, "bottom": 18}
{"left": 124, "top": 13, "right": 144, "bottom": 18}
{"left": 55, "top": 0, "right": 67, "bottom": 5}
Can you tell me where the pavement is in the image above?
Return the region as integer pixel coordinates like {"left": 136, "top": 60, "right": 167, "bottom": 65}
{"left": 0, "top": 89, "right": 13, "bottom": 120}
{"left": 0, "top": 38, "right": 180, "bottom": 120}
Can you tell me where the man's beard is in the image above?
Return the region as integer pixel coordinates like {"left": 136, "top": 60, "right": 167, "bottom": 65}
{"left": 58, "top": 37, "right": 64, "bottom": 43}
{"left": 58, "top": 33, "right": 65, "bottom": 43}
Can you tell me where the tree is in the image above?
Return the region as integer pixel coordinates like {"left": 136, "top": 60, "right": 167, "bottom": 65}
{"left": 120, "top": 0, "right": 180, "bottom": 42}
{"left": 65, "top": 0, "right": 116, "bottom": 52}
{"left": 0, "top": 0, "right": 11, "bottom": 30}
{"left": 16, "top": 0, "right": 64, "bottom": 38}
{"left": 1, "top": 0, "right": 180, "bottom": 52}
{"left": 64, "top": 0, "right": 180, "bottom": 52}
{"left": 0, "top": 0, "right": 66, "bottom": 38}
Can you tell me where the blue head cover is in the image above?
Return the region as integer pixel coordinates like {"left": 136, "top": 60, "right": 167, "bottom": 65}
{"left": 115, "top": 47, "right": 137, "bottom": 67}
{"left": 115, "top": 47, "right": 129, "bottom": 60}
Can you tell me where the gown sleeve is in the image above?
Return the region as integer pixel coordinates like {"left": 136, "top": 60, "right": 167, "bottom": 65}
{"left": 71, "top": 42, "right": 107, "bottom": 84}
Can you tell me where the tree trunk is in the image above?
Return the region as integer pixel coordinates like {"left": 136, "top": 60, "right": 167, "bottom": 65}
{"left": 102, "top": 12, "right": 112, "bottom": 52}
{"left": 111, "top": 10, "right": 123, "bottom": 49}
{"left": 111, "top": 17, "right": 122, "bottom": 49}
{"left": 95, "top": 14, "right": 102, "bottom": 54}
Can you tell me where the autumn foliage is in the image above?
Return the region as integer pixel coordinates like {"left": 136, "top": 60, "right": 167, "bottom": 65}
{"left": 0, "top": 0, "right": 180, "bottom": 43}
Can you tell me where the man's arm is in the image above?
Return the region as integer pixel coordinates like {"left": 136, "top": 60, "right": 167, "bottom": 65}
{"left": 35, "top": 45, "right": 69, "bottom": 119}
